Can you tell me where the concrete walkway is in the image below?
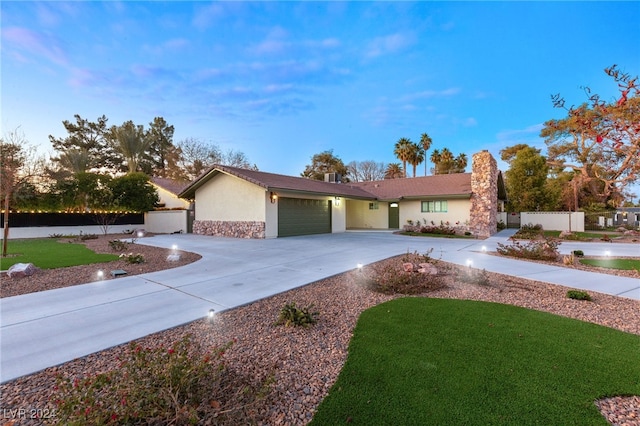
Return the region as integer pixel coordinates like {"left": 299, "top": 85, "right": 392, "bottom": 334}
{"left": 1, "top": 230, "right": 638, "bottom": 383}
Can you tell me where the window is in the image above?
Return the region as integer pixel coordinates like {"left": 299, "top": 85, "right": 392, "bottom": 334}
{"left": 421, "top": 200, "right": 447, "bottom": 213}
{"left": 369, "top": 202, "right": 379, "bottom": 210}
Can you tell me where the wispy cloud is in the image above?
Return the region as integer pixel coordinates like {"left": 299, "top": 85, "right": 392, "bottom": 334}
{"left": 402, "top": 87, "right": 462, "bottom": 101}
{"left": 2, "top": 27, "right": 68, "bottom": 66}
{"left": 192, "top": 2, "right": 226, "bottom": 31}
{"left": 365, "top": 32, "right": 413, "bottom": 58}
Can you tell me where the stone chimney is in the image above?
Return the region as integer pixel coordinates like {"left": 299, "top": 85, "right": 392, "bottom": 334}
{"left": 470, "top": 150, "right": 498, "bottom": 237}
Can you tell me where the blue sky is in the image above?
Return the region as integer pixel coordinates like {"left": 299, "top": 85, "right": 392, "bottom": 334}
{"left": 2, "top": 1, "right": 639, "bottom": 185}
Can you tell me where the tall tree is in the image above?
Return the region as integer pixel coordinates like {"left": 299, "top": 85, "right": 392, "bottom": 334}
{"left": 144, "top": 117, "right": 175, "bottom": 176}
{"left": 420, "top": 133, "right": 432, "bottom": 176}
{"left": 109, "top": 173, "right": 159, "bottom": 212}
{"left": 49, "top": 114, "right": 115, "bottom": 171}
{"left": 109, "top": 121, "right": 149, "bottom": 173}
{"left": 407, "top": 142, "right": 424, "bottom": 177}
{"left": 541, "top": 65, "right": 639, "bottom": 207}
{"left": 500, "top": 145, "right": 553, "bottom": 211}
{"left": 384, "top": 163, "right": 404, "bottom": 179}
{"left": 347, "top": 160, "right": 387, "bottom": 182}
{"left": 301, "top": 150, "right": 348, "bottom": 181}
{"left": 393, "top": 138, "right": 413, "bottom": 178}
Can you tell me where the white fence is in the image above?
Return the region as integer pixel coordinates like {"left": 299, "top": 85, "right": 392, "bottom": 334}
{"left": 520, "top": 212, "right": 584, "bottom": 232}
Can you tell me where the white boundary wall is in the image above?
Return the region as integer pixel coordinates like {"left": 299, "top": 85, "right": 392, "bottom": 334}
{"left": 520, "top": 212, "right": 584, "bottom": 232}
{"left": 1, "top": 224, "right": 140, "bottom": 239}
{"left": 144, "top": 210, "right": 188, "bottom": 234}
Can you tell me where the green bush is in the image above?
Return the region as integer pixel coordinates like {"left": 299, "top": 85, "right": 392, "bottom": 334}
{"left": 275, "top": 302, "right": 319, "bottom": 327}
{"left": 567, "top": 290, "right": 592, "bottom": 301}
{"left": 514, "top": 223, "right": 544, "bottom": 239}
{"left": 496, "top": 237, "right": 560, "bottom": 261}
{"left": 572, "top": 250, "right": 584, "bottom": 257}
{"left": 53, "top": 335, "right": 231, "bottom": 425}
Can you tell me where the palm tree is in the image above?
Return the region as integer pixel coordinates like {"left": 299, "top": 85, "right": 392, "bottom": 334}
{"left": 393, "top": 138, "right": 413, "bottom": 178}
{"left": 439, "top": 148, "right": 455, "bottom": 174}
{"left": 420, "top": 133, "right": 432, "bottom": 176}
{"left": 59, "top": 148, "right": 90, "bottom": 174}
{"left": 111, "top": 121, "right": 149, "bottom": 173}
{"left": 430, "top": 149, "right": 441, "bottom": 174}
{"left": 384, "top": 163, "right": 404, "bottom": 179}
{"left": 407, "top": 142, "right": 424, "bottom": 177}
{"left": 454, "top": 153, "right": 468, "bottom": 173}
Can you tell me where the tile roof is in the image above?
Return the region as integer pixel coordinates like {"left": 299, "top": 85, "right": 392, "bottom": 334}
{"left": 179, "top": 165, "right": 376, "bottom": 200}
{"left": 151, "top": 177, "right": 190, "bottom": 196}
{"left": 347, "top": 173, "right": 473, "bottom": 200}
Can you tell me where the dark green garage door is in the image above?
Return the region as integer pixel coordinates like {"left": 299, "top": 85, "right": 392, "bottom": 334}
{"left": 278, "top": 198, "right": 331, "bottom": 237}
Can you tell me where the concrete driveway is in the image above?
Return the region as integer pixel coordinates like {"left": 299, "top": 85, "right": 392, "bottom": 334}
{"left": 1, "top": 231, "right": 638, "bottom": 383}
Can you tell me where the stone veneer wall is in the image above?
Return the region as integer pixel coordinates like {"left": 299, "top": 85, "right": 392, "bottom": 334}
{"left": 193, "top": 220, "right": 266, "bottom": 239}
{"left": 470, "top": 150, "right": 498, "bottom": 238}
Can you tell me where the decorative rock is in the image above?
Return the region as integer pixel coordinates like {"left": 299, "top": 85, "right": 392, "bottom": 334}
{"left": 194, "top": 220, "right": 266, "bottom": 239}
{"left": 166, "top": 253, "right": 181, "bottom": 262}
{"left": 7, "top": 263, "right": 39, "bottom": 278}
{"left": 402, "top": 263, "right": 414, "bottom": 272}
{"left": 469, "top": 150, "right": 499, "bottom": 238}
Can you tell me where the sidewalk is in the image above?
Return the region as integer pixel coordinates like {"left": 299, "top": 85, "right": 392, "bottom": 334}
{"left": 1, "top": 231, "right": 638, "bottom": 383}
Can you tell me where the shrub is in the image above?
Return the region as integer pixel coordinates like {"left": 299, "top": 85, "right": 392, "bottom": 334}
{"left": 53, "top": 335, "right": 232, "bottom": 425}
{"left": 108, "top": 240, "right": 128, "bottom": 251}
{"left": 562, "top": 253, "right": 575, "bottom": 265}
{"left": 119, "top": 253, "right": 145, "bottom": 264}
{"left": 514, "top": 223, "right": 544, "bottom": 239}
{"left": 567, "top": 290, "right": 592, "bottom": 301}
{"left": 355, "top": 251, "right": 445, "bottom": 295}
{"left": 456, "top": 267, "right": 491, "bottom": 286}
{"left": 275, "top": 302, "right": 319, "bottom": 327}
{"left": 496, "top": 237, "right": 560, "bottom": 261}
{"left": 78, "top": 233, "right": 98, "bottom": 241}
{"left": 497, "top": 220, "right": 506, "bottom": 230}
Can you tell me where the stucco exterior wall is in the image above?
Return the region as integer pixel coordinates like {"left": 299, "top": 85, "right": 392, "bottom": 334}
{"left": 154, "top": 185, "right": 190, "bottom": 209}
{"left": 399, "top": 199, "right": 471, "bottom": 229}
{"left": 145, "top": 210, "right": 188, "bottom": 234}
{"left": 195, "top": 173, "right": 266, "bottom": 222}
{"left": 346, "top": 200, "right": 389, "bottom": 229}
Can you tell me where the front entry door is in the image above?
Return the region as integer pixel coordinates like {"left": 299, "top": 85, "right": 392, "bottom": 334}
{"left": 388, "top": 202, "right": 399, "bottom": 229}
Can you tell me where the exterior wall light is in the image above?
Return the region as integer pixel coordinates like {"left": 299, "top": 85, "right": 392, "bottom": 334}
{"left": 390, "top": 202, "right": 399, "bottom": 208}
{"left": 270, "top": 192, "right": 278, "bottom": 203}
{"left": 334, "top": 197, "right": 341, "bottom": 206}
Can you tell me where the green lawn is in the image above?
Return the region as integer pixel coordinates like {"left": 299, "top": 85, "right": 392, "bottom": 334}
{"left": 580, "top": 258, "right": 640, "bottom": 271}
{"left": 0, "top": 239, "right": 118, "bottom": 270}
{"left": 311, "top": 298, "right": 640, "bottom": 425}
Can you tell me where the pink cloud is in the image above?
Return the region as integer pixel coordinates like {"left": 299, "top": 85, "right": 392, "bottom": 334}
{"left": 2, "top": 27, "right": 68, "bottom": 67}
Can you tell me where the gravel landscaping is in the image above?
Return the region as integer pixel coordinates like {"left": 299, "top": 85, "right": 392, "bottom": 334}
{"left": 1, "top": 235, "right": 638, "bottom": 425}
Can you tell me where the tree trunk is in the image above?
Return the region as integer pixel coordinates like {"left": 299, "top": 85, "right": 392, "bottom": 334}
{"left": 2, "top": 192, "right": 10, "bottom": 257}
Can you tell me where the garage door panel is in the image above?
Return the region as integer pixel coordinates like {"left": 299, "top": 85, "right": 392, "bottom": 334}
{"left": 278, "top": 198, "right": 331, "bottom": 237}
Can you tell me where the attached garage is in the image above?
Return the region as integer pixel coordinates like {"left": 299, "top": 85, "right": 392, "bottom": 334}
{"left": 278, "top": 198, "right": 331, "bottom": 237}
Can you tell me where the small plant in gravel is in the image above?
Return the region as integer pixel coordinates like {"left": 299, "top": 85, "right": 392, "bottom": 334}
{"left": 275, "top": 302, "right": 319, "bottom": 327}
{"left": 120, "top": 252, "right": 145, "bottom": 264}
{"left": 562, "top": 253, "right": 576, "bottom": 266}
{"left": 567, "top": 290, "right": 592, "bottom": 301}
{"left": 52, "top": 335, "right": 232, "bottom": 425}
{"left": 108, "top": 240, "right": 128, "bottom": 251}
{"left": 572, "top": 250, "right": 584, "bottom": 257}
{"left": 496, "top": 237, "right": 560, "bottom": 261}
{"left": 456, "top": 266, "right": 491, "bottom": 286}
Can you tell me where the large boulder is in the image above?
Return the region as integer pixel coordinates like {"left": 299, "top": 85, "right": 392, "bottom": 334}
{"left": 7, "top": 263, "right": 39, "bottom": 278}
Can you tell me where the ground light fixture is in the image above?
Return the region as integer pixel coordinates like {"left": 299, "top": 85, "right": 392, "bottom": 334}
{"left": 604, "top": 250, "right": 611, "bottom": 257}
{"left": 97, "top": 270, "right": 104, "bottom": 279}
{"left": 481, "top": 245, "right": 487, "bottom": 252}
{"left": 171, "top": 244, "right": 178, "bottom": 251}
{"left": 207, "top": 309, "right": 215, "bottom": 324}
{"left": 466, "top": 259, "right": 473, "bottom": 267}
